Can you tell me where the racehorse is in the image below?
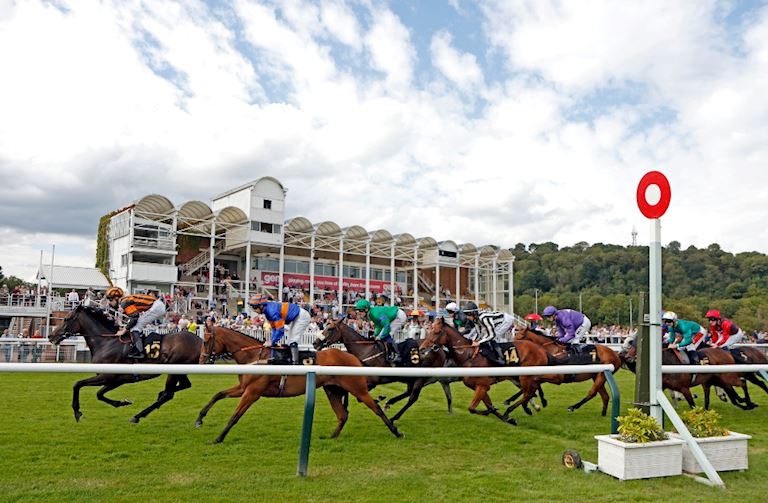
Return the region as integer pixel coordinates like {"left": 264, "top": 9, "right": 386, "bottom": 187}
{"left": 49, "top": 304, "right": 201, "bottom": 423}
{"left": 510, "top": 327, "right": 621, "bottom": 416}
{"left": 313, "top": 319, "right": 456, "bottom": 422}
{"left": 195, "top": 323, "right": 402, "bottom": 443}
{"left": 418, "top": 318, "right": 548, "bottom": 425}
{"left": 619, "top": 333, "right": 758, "bottom": 410}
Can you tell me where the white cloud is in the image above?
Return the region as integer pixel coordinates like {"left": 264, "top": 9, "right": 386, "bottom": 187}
{"left": 430, "top": 30, "right": 484, "bottom": 92}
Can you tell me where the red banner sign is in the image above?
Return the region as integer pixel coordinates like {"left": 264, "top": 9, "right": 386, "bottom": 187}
{"left": 260, "top": 272, "right": 402, "bottom": 294}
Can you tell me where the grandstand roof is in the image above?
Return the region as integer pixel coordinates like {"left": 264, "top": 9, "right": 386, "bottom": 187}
{"left": 37, "top": 265, "right": 111, "bottom": 290}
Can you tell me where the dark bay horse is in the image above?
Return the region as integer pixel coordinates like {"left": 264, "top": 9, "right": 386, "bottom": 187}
{"left": 512, "top": 327, "right": 621, "bottom": 415}
{"left": 49, "top": 305, "right": 201, "bottom": 423}
{"left": 418, "top": 318, "right": 549, "bottom": 425}
{"left": 195, "top": 324, "right": 402, "bottom": 443}
{"left": 313, "top": 319, "right": 456, "bottom": 422}
{"left": 619, "top": 334, "right": 757, "bottom": 409}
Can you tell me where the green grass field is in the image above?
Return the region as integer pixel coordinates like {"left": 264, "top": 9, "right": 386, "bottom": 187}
{"left": 0, "top": 370, "right": 765, "bottom": 502}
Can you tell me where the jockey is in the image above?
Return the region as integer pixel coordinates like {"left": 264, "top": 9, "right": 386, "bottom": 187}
{"left": 248, "top": 293, "right": 310, "bottom": 365}
{"left": 542, "top": 305, "right": 591, "bottom": 347}
{"left": 354, "top": 298, "right": 405, "bottom": 363}
{"left": 663, "top": 311, "right": 707, "bottom": 364}
{"left": 105, "top": 287, "right": 124, "bottom": 312}
{"left": 444, "top": 302, "right": 468, "bottom": 332}
{"left": 705, "top": 309, "right": 743, "bottom": 349}
{"left": 460, "top": 301, "right": 479, "bottom": 334}
{"left": 115, "top": 290, "right": 167, "bottom": 359}
{"left": 461, "top": 304, "right": 510, "bottom": 365}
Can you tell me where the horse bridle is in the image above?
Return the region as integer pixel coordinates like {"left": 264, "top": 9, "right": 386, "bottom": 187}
{"left": 201, "top": 327, "right": 220, "bottom": 364}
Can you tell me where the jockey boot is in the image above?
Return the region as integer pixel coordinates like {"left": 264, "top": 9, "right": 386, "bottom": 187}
{"left": 268, "top": 347, "right": 276, "bottom": 364}
{"left": 128, "top": 331, "right": 145, "bottom": 359}
{"left": 687, "top": 350, "right": 700, "bottom": 365}
{"left": 385, "top": 341, "right": 401, "bottom": 364}
{"left": 494, "top": 344, "right": 506, "bottom": 366}
{"left": 290, "top": 342, "right": 300, "bottom": 365}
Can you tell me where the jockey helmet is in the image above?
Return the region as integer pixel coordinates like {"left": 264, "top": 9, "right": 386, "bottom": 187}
{"left": 661, "top": 311, "right": 677, "bottom": 323}
{"left": 542, "top": 305, "right": 557, "bottom": 317}
{"left": 106, "top": 287, "right": 124, "bottom": 299}
{"left": 249, "top": 293, "right": 269, "bottom": 307}
{"left": 462, "top": 301, "right": 479, "bottom": 314}
{"left": 705, "top": 309, "right": 721, "bottom": 320}
{"left": 445, "top": 302, "right": 459, "bottom": 312}
{"left": 354, "top": 299, "right": 371, "bottom": 311}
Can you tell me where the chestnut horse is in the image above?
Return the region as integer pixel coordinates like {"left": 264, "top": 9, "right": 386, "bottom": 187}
{"left": 418, "top": 318, "right": 548, "bottom": 425}
{"left": 510, "top": 327, "right": 621, "bottom": 416}
{"left": 49, "top": 305, "right": 201, "bottom": 423}
{"left": 313, "top": 319, "right": 455, "bottom": 422}
{"left": 195, "top": 324, "right": 402, "bottom": 443}
{"left": 620, "top": 333, "right": 757, "bottom": 410}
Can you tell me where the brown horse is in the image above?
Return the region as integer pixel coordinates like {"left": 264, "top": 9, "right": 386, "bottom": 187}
{"left": 314, "top": 319, "right": 455, "bottom": 422}
{"left": 49, "top": 304, "right": 201, "bottom": 423}
{"left": 511, "top": 327, "right": 621, "bottom": 416}
{"left": 418, "top": 318, "right": 548, "bottom": 425}
{"left": 194, "top": 324, "right": 402, "bottom": 443}
{"left": 619, "top": 334, "right": 757, "bottom": 410}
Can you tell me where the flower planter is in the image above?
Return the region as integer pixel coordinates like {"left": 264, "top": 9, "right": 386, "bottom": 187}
{"left": 595, "top": 434, "right": 684, "bottom": 480}
{"left": 669, "top": 431, "right": 751, "bottom": 473}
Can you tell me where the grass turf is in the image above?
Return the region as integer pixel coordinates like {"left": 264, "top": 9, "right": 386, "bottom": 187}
{"left": 0, "top": 370, "right": 765, "bottom": 502}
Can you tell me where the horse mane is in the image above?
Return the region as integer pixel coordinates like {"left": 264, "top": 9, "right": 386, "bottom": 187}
{"left": 214, "top": 324, "right": 265, "bottom": 344}
{"left": 81, "top": 305, "right": 119, "bottom": 332}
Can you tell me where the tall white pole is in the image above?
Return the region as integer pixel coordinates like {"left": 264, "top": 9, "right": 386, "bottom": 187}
{"left": 455, "top": 259, "right": 461, "bottom": 307}
{"left": 244, "top": 240, "right": 251, "bottom": 311}
{"left": 474, "top": 255, "right": 480, "bottom": 306}
{"left": 435, "top": 258, "right": 441, "bottom": 311}
{"left": 208, "top": 221, "right": 215, "bottom": 305}
{"left": 278, "top": 236, "right": 285, "bottom": 302}
{"left": 37, "top": 250, "right": 43, "bottom": 306}
{"left": 649, "top": 218, "right": 663, "bottom": 423}
{"left": 337, "top": 238, "right": 344, "bottom": 310}
{"left": 492, "top": 258, "right": 498, "bottom": 310}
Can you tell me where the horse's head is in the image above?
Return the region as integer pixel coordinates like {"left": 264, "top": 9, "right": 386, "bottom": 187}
{"left": 419, "top": 317, "right": 448, "bottom": 355}
{"left": 199, "top": 320, "right": 223, "bottom": 364}
{"left": 620, "top": 332, "right": 638, "bottom": 362}
{"left": 49, "top": 305, "right": 86, "bottom": 344}
{"left": 314, "top": 319, "right": 343, "bottom": 350}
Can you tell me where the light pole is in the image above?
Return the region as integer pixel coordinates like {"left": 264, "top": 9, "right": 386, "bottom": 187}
{"left": 629, "top": 297, "right": 633, "bottom": 329}
{"left": 534, "top": 288, "right": 539, "bottom": 314}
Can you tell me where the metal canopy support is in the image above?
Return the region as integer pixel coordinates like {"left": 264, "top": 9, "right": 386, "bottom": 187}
{"left": 337, "top": 238, "right": 344, "bottom": 309}
{"left": 492, "top": 257, "right": 498, "bottom": 311}
{"left": 412, "top": 246, "right": 419, "bottom": 309}
{"left": 278, "top": 238, "right": 285, "bottom": 302}
{"left": 435, "top": 258, "right": 441, "bottom": 311}
{"left": 508, "top": 257, "right": 515, "bottom": 314}
{"left": 208, "top": 221, "right": 215, "bottom": 304}
{"left": 309, "top": 234, "right": 315, "bottom": 305}
{"left": 455, "top": 261, "right": 461, "bottom": 307}
{"left": 474, "top": 255, "right": 480, "bottom": 306}
{"left": 244, "top": 240, "right": 251, "bottom": 308}
{"left": 365, "top": 241, "right": 371, "bottom": 300}
{"left": 390, "top": 243, "right": 395, "bottom": 305}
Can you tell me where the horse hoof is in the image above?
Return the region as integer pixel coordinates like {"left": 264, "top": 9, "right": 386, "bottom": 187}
{"left": 74, "top": 411, "right": 82, "bottom": 422}
{"left": 507, "top": 417, "right": 517, "bottom": 425}
{"left": 384, "top": 404, "right": 391, "bottom": 411}
{"left": 566, "top": 406, "right": 575, "bottom": 413}
{"left": 377, "top": 395, "right": 387, "bottom": 402}
{"left": 395, "top": 431, "right": 404, "bottom": 438}
{"left": 212, "top": 438, "right": 224, "bottom": 444}
{"left": 502, "top": 399, "right": 511, "bottom": 406}
{"left": 195, "top": 421, "right": 203, "bottom": 429}
{"left": 129, "top": 416, "right": 139, "bottom": 424}
{"left": 120, "top": 400, "right": 133, "bottom": 407}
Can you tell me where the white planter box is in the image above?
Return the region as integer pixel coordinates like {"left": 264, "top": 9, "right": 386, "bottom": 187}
{"left": 595, "top": 434, "right": 684, "bottom": 480}
{"left": 669, "top": 431, "right": 751, "bottom": 473}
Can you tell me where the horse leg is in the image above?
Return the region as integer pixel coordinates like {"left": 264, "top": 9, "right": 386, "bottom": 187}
{"left": 715, "top": 386, "right": 729, "bottom": 402}
{"left": 390, "top": 379, "right": 428, "bottom": 422}
{"left": 703, "top": 383, "right": 711, "bottom": 410}
{"left": 345, "top": 379, "right": 402, "bottom": 438}
{"left": 214, "top": 384, "right": 265, "bottom": 444}
{"left": 502, "top": 379, "right": 537, "bottom": 420}
{"left": 323, "top": 387, "right": 349, "bottom": 439}
{"left": 680, "top": 387, "right": 696, "bottom": 408}
{"left": 478, "top": 389, "right": 516, "bottom": 425}
{"left": 384, "top": 383, "right": 414, "bottom": 411}
{"left": 439, "top": 380, "right": 453, "bottom": 415}
{"left": 195, "top": 383, "right": 243, "bottom": 428}
{"left": 745, "top": 373, "right": 768, "bottom": 395}
{"left": 129, "top": 375, "right": 188, "bottom": 424}
{"left": 537, "top": 386, "right": 548, "bottom": 408}
{"left": 96, "top": 383, "right": 133, "bottom": 408}
{"left": 72, "top": 374, "right": 112, "bottom": 422}
{"left": 597, "top": 384, "right": 609, "bottom": 416}
{"left": 738, "top": 379, "right": 758, "bottom": 409}
{"left": 567, "top": 374, "right": 605, "bottom": 412}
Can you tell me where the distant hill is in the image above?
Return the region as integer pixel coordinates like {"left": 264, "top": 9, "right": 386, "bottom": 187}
{"left": 512, "top": 241, "right": 768, "bottom": 330}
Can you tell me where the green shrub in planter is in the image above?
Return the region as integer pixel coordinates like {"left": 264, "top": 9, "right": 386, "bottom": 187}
{"left": 679, "top": 407, "right": 728, "bottom": 438}
{"left": 617, "top": 408, "right": 667, "bottom": 443}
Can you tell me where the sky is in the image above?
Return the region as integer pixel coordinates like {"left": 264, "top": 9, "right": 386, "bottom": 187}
{"left": 1, "top": 0, "right": 767, "bottom": 280}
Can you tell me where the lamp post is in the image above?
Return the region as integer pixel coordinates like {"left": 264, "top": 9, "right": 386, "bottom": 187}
{"left": 534, "top": 288, "right": 539, "bottom": 314}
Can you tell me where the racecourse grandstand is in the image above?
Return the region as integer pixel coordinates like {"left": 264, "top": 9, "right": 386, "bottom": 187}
{"left": 100, "top": 177, "right": 517, "bottom": 316}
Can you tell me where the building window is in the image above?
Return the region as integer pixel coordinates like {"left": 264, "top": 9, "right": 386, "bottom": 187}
{"left": 251, "top": 221, "right": 281, "bottom": 234}
{"left": 121, "top": 254, "right": 128, "bottom": 267}
{"left": 263, "top": 199, "right": 272, "bottom": 209}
